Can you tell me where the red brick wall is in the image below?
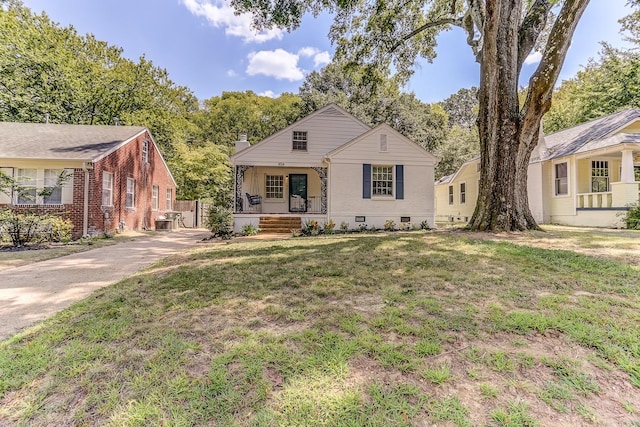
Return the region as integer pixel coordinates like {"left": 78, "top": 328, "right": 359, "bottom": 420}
{"left": 88, "top": 131, "right": 176, "bottom": 237}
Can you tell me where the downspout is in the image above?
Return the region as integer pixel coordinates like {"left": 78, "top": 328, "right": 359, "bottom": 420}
{"left": 82, "top": 162, "right": 91, "bottom": 237}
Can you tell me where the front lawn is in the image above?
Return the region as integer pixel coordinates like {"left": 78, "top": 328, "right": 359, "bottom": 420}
{"left": 1, "top": 228, "right": 639, "bottom": 426}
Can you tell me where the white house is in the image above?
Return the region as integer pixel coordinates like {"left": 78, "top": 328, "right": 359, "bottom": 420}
{"left": 436, "top": 109, "right": 640, "bottom": 227}
{"left": 229, "top": 104, "right": 438, "bottom": 233}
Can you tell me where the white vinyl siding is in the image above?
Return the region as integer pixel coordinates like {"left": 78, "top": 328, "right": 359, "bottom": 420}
{"left": 102, "top": 172, "right": 114, "bottom": 206}
{"left": 126, "top": 178, "right": 135, "bottom": 209}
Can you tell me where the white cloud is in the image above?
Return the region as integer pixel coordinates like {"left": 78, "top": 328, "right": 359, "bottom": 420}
{"left": 246, "top": 49, "right": 305, "bottom": 81}
{"left": 313, "top": 51, "right": 331, "bottom": 67}
{"left": 259, "top": 90, "right": 277, "bottom": 98}
{"left": 227, "top": 69, "right": 237, "bottom": 77}
{"left": 298, "top": 47, "right": 319, "bottom": 57}
{"left": 181, "top": 0, "right": 283, "bottom": 43}
{"left": 524, "top": 51, "right": 542, "bottom": 66}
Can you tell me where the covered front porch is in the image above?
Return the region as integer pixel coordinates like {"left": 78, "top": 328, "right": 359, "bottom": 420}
{"left": 233, "top": 165, "right": 328, "bottom": 233}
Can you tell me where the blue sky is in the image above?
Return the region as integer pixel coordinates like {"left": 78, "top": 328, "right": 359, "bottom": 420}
{"left": 22, "top": 0, "right": 634, "bottom": 103}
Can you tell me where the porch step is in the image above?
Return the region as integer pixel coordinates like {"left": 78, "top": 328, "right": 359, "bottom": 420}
{"left": 259, "top": 216, "right": 302, "bottom": 234}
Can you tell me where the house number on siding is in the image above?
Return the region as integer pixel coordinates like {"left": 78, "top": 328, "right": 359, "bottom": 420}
{"left": 278, "top": 162, "right": 285, "bottom": 166}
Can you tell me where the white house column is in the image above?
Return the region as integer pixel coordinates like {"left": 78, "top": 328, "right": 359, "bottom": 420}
{"left": 621, "top": 149, "right": 635, "bottom": 182}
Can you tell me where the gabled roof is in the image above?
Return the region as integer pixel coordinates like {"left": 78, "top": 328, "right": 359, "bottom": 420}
{"left": 326, "top": 122, "right": 438, "bottom": 163}
{"left": 0, "top": 122, "right": 148, "bottom": 161}
{"left": 543, "top": 109, "right": 640, "bottom": 160}
{"left": 229, "top": 103, "right": 370, "bottom": 163}
{"left": 434, "top": 156, "right": 480, "bottom": 186}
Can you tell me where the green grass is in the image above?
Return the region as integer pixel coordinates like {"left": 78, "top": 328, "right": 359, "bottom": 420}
{"left": 1, "top": 229, "right": 640, "bottom": 425}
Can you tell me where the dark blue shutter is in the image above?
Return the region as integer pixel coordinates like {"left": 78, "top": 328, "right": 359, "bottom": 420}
{"left": 396, "top": 165, "right": 404, "bottom": 199}
{"left": 363, "top": 164, "right": 371, "bottom": 199}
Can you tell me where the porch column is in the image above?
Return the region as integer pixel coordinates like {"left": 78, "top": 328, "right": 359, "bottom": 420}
{"left": 311, "top": 167, "right": 328, "bottom": 214}
{"left": 235, "top": 165, "right": 250, "bottom": 212}
{"left": 621, "top": 149, "right": 635, "bottom": 183}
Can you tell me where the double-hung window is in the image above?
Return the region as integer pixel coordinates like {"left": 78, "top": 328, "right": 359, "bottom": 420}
{"left": 16, "top": 168, "right": 37, "bottom": 204}
{"left": 102, "top": 172, "right": 114, "bottom": 206}
{"left": 142, "top": 140, "right": 149, "bottom": 163}
{"left": 152, "top": 185, "right": 159, "bottom": 210}
{"left": 126, "top": 178, "right": 135, "bottom": 209}
{"left": 554, "top": 162, "right": 568, "bottom": 196}
{"left": 44, "top": 169, "right": 63, "bottom": 205}
{"left": 591, "top": 160, "right": 609, "bottom": 192}
{"left": 460, "top": 182, "right": 466, "bottom": 204}
{"left": 372, "top": 165, "right": 393, "bottom": 197}
{"left": 292, "top": 131, "right": 307, "bottom": 151}
{"left": 166, "top": 188, "right": 173, "bottom": 211}
{"left": 265, "top": 175, "right": 283, "bottom": 199}
{"left": 448, "top": 185, "right": 454, "bottom": 205}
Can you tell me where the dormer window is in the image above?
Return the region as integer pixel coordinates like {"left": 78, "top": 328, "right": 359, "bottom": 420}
{"left": 292, "top": 131, "right": 307, "bottom": 151}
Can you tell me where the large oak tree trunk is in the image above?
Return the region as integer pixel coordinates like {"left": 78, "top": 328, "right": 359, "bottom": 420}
{"left": 468, "top": 0, "right": 589, "bottom": 231}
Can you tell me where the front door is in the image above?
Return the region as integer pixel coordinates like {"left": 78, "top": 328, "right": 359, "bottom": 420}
{"left": 289, "top": 174, "right": 307, "bottom": 212}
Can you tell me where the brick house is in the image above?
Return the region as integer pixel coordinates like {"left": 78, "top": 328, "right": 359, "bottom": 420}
{"left": 0, "top": 122, "right": 176, "bottom": 238}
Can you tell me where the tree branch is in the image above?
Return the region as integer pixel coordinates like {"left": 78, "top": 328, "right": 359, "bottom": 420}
{"left": 389, "top": 17, "right": 462, "bottom": 53}
{"left": 517, "top": 0, "right": 552, "bottom": 72}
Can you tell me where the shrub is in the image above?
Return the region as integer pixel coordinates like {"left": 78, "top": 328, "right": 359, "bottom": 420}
{"left": 339, "top": 221, "right": 349, "bottom": 233}
{"left": 384, "top": 219, "right": 396, "bottom": 231}
{"left": 47, "top": 216, "right": 73, "bottom": 243}
{"left": 624, "top": 204, "right": 640, "bottom": 229}
{"left": 206, "top": 206, "right": 234, "bottom": 238}
{"left": 302, "top": 220, "right": 320, "bottom": 236}
{"left": 0, "top": 210, "right": 63, "bottom": 247}
{"left": 324, "top": 219, "right": 336, "bottom": 234}
{"left": 241, "top": 223, "right": 259, "bottom": 236}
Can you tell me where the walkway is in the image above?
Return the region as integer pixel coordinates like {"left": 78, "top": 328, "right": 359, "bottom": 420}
{"left": 0, "top": 229, "right": 209, "bottom": 340}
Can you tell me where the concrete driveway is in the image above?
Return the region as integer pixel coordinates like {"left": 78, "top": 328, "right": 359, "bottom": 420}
{"left": 0, "top": 229, "right": 209, "bottom": 340}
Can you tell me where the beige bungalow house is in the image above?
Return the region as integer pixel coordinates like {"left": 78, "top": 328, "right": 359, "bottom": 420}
{"left": 230, "top": 104, "right": 438, "bottom": 233}
{"left": 435, "top": 109, "right": 640, "bottom": 227}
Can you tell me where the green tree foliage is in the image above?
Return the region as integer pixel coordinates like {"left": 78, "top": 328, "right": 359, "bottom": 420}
{"left": 190, "top": 91, "right": 303, "bottom": 147}
{"left": 299, "top": 62, "right": 448, "bottom": 150}
{"left": 434, "top": 125, "right": 480, "bottom": 179}
{"left": 440, "top": 87, "right": 479, "bottom": 129}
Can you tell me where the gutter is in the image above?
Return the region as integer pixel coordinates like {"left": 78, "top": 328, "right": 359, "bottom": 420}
{"left": 82, "top": 162, "right": 93, "bottom": 237}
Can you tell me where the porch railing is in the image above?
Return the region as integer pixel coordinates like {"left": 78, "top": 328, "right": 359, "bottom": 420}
{"left": 238, "top": 195, "right": 323, "bottom": 214}
{"left": 577, "top": 192, "right": 612, "bottom": 208}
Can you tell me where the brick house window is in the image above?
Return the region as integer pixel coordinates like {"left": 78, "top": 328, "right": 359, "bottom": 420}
{"left": 43, "top": 169, "right": 63, "bottom": 205}
{"left": 126, "top": 178, "right": 135, "bottom": 209}
{"left": 372, "top": 165, "right": 393, "bottom": 196}
{"left": 292, "top": 131, "right": 307, "bottom": 151}
{"left": 152, "top": 185, "right": 159, "bottom": 210}
{"left": 15, "top": 168, "right": 37, "bottom": 204}
{"left": 142, "top": 140, "right": 149, "bottom": 163}
{"left": 102, "top": 172, "right": 113, "bottom": 206}
{"left": 265, "top": 175, "right": 283, "bottom": 199}
{"left": 166, "top": 188, "right": 173, "bottom": 211}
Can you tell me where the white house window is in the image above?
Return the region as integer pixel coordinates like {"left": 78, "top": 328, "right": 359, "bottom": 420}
{"left": 372, "top": 165, "right": 393, "bottom": 196}
{"left": 448, "top": 185, "right": 454, "bottom": 205}
{"left": 142, "top": 140, "right": 149, "bottom": 163}
{"left": 265, "top": 175, "right": 283, "bottom": 199}
{"left": 43, "top": 169, "right": 63, "bottom": 205}
{"left": 102, "top": 172, "right": 113, "bottom": 206}
{"left": 166, "top": 188, "right": 173, "bottom": 211}
{"left": 126, "top": 178, "right": 135, "bottom": 209}
{"left": 292, "top": 131, "right": 308, "bottom": 151}
{"left": 152, "top": 185, "right": 159, "bottom": 210}
{"left": 635, "top": 165, "right": 640, "bottom": 181}
{"left": 554, "top": 162, "right": 568, "bottom": 196}
{"left": 591, "top": 160, "right": 609, "bottom": 192}
{"left": 16, "top": 168, "right": 37, "bottom": 204}
{"left": 380, "top": 134, "right": 388, "bottom": 152}
{"left": 460, "top": 182, "right": 466, "bottom": 204}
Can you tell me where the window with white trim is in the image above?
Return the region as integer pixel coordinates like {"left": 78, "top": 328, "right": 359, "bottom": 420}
{"left": 372, "top": 165, "right": 393, "bottom": 196}
{"left": 152, "top": 185, "right": 159, "bottom": 210}
{"left": 448, "top": 185, "right": 454, "bottom": 205}
{"left": 43, "top": 169, "right": 63, "bottom": 205}
{"left": 265, "top": 175, "right": 283, "bottom": 199}
{"left": 142, "top": 140, "right": 149, "bottom": 163}
{"left": 16, "top": 168, "right": 36, "bottom": 204}
{"left": 102, "top": 172, "right": 113, "bottom": 206}
{"left": 126, "top": 178, "right": 135, "bottom": 208}
{"left": 460, "top": 182, "right": 466, "bottom": 204}
{"left": 380, "top": 134, "right": 388, "bottom": 152}
{"left": 554, "top": 162, "right": 568, "bottom": 196}
{"left": 166, "top": 188, "right": 173, "bottom": 211}
{"left": 591, "top": 160, "right": 609, "bottom": 192}
{"left": 292, "top": 131, "right": 308, "bottom": 151}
